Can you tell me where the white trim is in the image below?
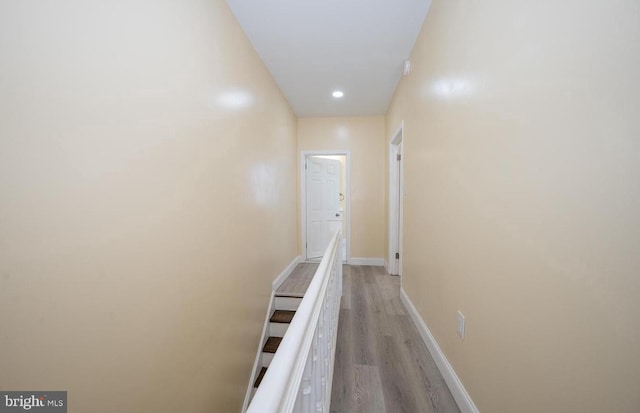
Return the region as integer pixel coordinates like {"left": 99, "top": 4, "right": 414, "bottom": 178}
{"left": 384, "top": 259, "right": 390, "bottom": 274}
{"left": 300, "top": 150, "right": 351, "bottom": 263}
{"left": 400, "top": 288, "right": 479, "bottom": 413}
{"left": 242, "top": 294, "right": 275, "bottom": 413}
{"left": 272, "top": 255, "right": 303, "bottom": 291}
{"left": 388, "top": 122, "right": 404, "bottom": 277}
{"left": 347, "top": 257, "right": 385, "bottom": 266}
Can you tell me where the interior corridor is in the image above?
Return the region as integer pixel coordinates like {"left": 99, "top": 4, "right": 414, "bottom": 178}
{"left": 330, "top": 265, "right": 459, "bottom": 413}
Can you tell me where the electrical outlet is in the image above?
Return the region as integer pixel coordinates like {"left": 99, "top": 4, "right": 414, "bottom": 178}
{"left": 456, "top": 310, "right": 465, "bottom": 339}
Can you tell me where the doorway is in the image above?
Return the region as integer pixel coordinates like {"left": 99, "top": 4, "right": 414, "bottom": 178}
{"left": 388, "top": 124, "right": 403, "bottom": 276}
{"left": 301, "top": 151, "right": 350, "bottom": 262}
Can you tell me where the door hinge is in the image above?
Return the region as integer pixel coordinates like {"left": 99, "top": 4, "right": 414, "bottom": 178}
{"left": 397, "top": 154, "right": 401, "bottom": 161}
{"left": 395, "top": 252, "right": 400, "bottom": 259}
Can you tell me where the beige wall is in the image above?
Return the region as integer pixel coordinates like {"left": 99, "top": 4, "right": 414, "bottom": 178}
{"left": 298, "top": 117, "right": 385, "bottom": 259}
{"left": 387, "top": 1, "right": 640, "bottom": 412}
{"left": 0, "top": 1, "right": 297, "bottom": 412}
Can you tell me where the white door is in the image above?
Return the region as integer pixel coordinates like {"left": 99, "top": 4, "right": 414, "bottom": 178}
{"left": 306, "top": 157, "right": 343, "bottom": 259}
{"left": 389, "top": 135, "right": 403, "bottom": 276}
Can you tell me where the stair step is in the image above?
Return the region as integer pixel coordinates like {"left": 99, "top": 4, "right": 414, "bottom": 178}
{"left": 262, "top": 352, "right": 274, "bottom": 367}
{"left": 270, "top": 310, "right": 295, "bottom": 324}
{"left": 254, "top": 367, "right": 267, "bottom": 388}
{"left": 274, "top": 295, "right": 303, "bottom": 311}
{"left": 269, "top": 321, "right": 289, "bottom": 337}
{"left": 263, "top": 336, "right": 282, "bottom": 353}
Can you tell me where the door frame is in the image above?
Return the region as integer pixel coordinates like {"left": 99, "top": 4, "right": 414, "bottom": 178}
{"left": 301, "top": 150, "right": 351, "bottom": 262}
{"left": 388, "top": 122, "right": 404, "bottom": 276}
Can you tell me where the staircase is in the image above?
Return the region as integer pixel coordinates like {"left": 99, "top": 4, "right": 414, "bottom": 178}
{"left": 250, "top": 294, "right": 303, "bottom": 399}
{"left": 244, "top": 231, "right": 342, "bottom": 413}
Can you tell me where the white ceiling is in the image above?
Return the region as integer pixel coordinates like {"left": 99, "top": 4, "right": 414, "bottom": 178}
{"left": 225, "top": 0, "right": 432, "bottom": 117}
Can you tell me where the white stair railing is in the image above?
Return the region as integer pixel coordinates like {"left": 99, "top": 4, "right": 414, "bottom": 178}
{"left": 247, "top": 230, "right": 343, "bottom": 413}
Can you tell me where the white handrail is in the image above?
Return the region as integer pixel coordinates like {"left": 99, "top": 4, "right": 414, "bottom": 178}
{"left": 247, "top": 230, "right": 342, "bottom": 413}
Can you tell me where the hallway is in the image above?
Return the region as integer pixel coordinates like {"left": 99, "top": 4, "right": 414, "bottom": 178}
{"left": 3, "top": 1, "right": 639, "bottom": 411}
{"left": 331, "top": 266, "right": 459, "bottom": 413}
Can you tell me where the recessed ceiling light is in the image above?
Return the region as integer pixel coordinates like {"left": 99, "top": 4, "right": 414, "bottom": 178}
{"left": 332, "top": 90, "right": 344, "bottom": 98}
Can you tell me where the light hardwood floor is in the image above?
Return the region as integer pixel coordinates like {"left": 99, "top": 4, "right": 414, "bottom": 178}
{"left": 276, "top": 263, "right": 318, "bottom": 297}
{"left": 330, "top": 265, "right": 460, "bottom": 413}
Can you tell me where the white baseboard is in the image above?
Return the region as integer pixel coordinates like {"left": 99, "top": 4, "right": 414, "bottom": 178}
{"left": 400, "top": 288, "right": 479, "bottom": 413}
{"left": 347, "top": 257, "right": 385, "bottom": 266}
{"left": 384, "top": 259, "right": 390, "bottom": 274}
{"left": 241, "top": 294, "right": 274, "bottom": 413}
{"left": 272, "top": 255, "right": 302, "bottom": 291}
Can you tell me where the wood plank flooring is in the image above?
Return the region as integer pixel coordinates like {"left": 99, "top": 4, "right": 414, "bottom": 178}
{"left": 270, "top": 310, "right": 296, "bottom": 323}
{"left": 263, "top": 336, "right": 282, "bottom": 353}
{"left": 276, "top": 263, "right": 318, "bottom": 297}
{"left": 330, "top": 265, "right": 460, "bottom": 413}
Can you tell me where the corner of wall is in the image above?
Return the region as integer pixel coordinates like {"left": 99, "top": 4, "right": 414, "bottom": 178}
{"left": 272, "top": 255, "right": 303, "bottom": 291}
